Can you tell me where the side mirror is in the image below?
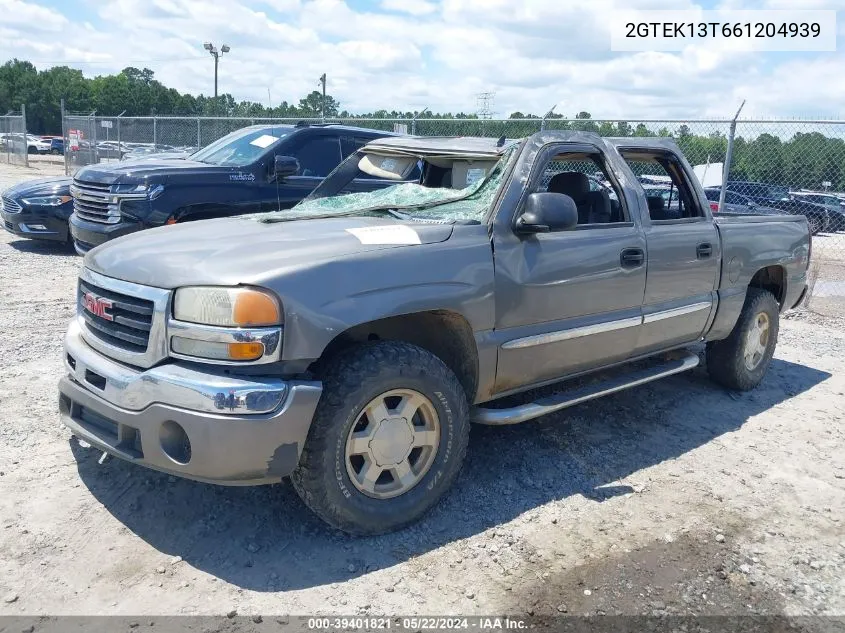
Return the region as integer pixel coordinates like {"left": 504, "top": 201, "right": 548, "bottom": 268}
{"left": 515, "top": 192, "right": 579, "bottom": 234}
{"left": 274, "top": 155, "right": 300, "bottom": 178}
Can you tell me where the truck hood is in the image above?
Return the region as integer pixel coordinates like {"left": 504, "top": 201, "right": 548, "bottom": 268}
{"left": 84, "top": 216, "right": 455, "bottom": 289}
{"left": 75, "top": 158, "right": 238, "bottom": 185}
{"left": 4, "top": 176, "right": 72, "bottom": 197}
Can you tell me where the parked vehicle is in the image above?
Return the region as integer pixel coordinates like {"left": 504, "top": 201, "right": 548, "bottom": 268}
{"left": 49, "top": 138, "right": 64, "bottom": 155}
{"left": 724, "top": 181, "right": 830, "bottom": 234}
{"left": 2, "top": 133, "right": 52, "bottom": 154}
{"left": 69, "top": 123, "right": 406, "bottom": 254}
{"left": 2, "top": 150, "right": 192, "bottom": 246}
{"left": 704, "top": 188, "right": 783, "bottom": 215}
{"left": 1, "top": 177, "right": 73, "bottom": 242}
{"left": 725, "top": 181, "right": 790, "bottom": 204}
{"left": 118, "top": 144, "right": 180, "bottom": 161}
{"left": 789, "top": 191, "right": 845, "bottom": 231}
{"left": 60, "top": 131, "right": 809, "bottom": 535}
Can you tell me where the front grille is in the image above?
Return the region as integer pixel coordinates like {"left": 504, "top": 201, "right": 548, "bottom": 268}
{"left": 78, "top": 278, "right": 154, "bottom": 353}
{"left": 2, "top": 195, "right": 22, "bottom": 214}
{"left": 71, "top": 179, "right": 120, "bottom": 224}
{"left": 4, "top": 221, "right": 13, "bottom": 231}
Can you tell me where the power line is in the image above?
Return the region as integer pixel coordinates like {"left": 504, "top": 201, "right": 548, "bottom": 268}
{"left": 25, "top": 56, "right": 206, "bottom": 65}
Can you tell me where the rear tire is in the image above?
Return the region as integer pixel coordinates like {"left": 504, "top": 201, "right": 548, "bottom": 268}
{"left": 291, "top": 341, "right": 470, "bottom": 535}
{"left": 706, "top": 288, "right": 779, "bottom": 391}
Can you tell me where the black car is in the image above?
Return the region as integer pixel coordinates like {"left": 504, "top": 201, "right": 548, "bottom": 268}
{"left": 1, "top": 177, "right": 73, "bottom": 243}
{"left": 721, "top": 182, "right": 830, "bottom": 235}
{"left": 789, "top": 192, "right": 845, "bottom": 232}
{"left": 724, "top": 181, "right": 790, "bottom": 204}
{"left": 69, "top": 123, "right": 409, "bottom": 254}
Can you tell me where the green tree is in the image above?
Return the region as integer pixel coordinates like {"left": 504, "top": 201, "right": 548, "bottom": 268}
{"left": 296, "top": 90, "right": 340, "bottom": 117}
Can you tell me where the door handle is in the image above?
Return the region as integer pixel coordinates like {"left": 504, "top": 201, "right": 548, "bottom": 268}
{"left": 697, "top": 243, "right": 713, "bottom": 259}
{"left": 620, "top": 248, "right": 645, "bottom": 268}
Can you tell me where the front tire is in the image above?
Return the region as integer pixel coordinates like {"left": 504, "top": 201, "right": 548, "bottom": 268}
{"left": 291, "top": 341, "right": 470, "bottom": 535}
{"left": 706, "top": 288, "right": 779, "bottom": 391}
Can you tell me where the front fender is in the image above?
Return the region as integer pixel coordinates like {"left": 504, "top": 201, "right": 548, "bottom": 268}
{"left": 275, "top": 223, "right": 495, "bottom": 362}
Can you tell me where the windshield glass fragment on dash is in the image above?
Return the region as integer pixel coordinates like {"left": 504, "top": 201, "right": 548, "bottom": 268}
{"left": 190, "top": 126, "right": 291, "bottom": 167}
{"left": 252, "top": 146, "right": 517, "bottom": 224}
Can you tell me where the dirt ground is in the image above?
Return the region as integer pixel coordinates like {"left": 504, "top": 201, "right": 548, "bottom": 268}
{"left": 0, "top": 163, "right": 843, "bottom": 620}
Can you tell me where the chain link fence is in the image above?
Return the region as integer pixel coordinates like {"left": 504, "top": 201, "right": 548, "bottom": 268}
{"left": 60, "top": 113, "right": 845, "bottom": 316}
{"left": 0, "top": 107, "right": 29, "bottom": 167}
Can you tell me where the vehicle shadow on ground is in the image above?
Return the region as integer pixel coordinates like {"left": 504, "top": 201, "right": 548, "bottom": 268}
{"left": 8, "top": 239, "right": 76, "bottom": 257}
{"left": 70, "top": 356, "right": 830, "bottom": 592}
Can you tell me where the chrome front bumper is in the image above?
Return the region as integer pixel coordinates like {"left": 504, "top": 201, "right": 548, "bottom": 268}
{"left": 59, "top": 319, "right": 323, "bottom": 485}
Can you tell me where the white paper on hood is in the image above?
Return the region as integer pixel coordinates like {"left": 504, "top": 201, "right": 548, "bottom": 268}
{"left": 346, "top": 225, "right": 422, "bottom": 245}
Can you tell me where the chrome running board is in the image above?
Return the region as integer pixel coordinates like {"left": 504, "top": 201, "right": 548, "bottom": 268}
{"left": 472, "top": 351, "right": 700, "bottom": 426}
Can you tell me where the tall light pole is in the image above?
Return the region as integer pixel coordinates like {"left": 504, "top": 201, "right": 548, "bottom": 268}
{"left": 318, "top": 73, "right": 326, "bottom": 122}
{"left": 203, "top": 42, "right": 230, "bottom": 98}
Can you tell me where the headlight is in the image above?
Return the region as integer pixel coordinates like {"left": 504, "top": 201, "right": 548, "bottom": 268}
{"left": 173, "top": 287, "right": 282, "bottom": 327}
{"left": 111, "top": 183, "right": 165, "bottom": 200}
{"left": 21, "top": 195, "right": 72, "bottom": 206}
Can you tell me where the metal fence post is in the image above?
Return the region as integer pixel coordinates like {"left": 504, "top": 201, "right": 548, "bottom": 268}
{"left": 21, "top": 104, "right": 28, "bottom": 168}
{"left": 153, "top": 116, "right": 157, "bottom": 147}
{"left": 91, "top": 111, "right": 98, "bottom": 164}
{"left": 197, "top": 117, "right": 201, "bottom": 148}
{"left": 60, "top": 98, "right": 69, "bottom": 175}
{"left": 541, "top": 105, "right": 557, "bottom": 132}
{"left": 718, "top": 100, "right": 745, "bottom": 214}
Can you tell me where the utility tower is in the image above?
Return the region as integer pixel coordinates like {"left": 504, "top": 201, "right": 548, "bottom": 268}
{"left": 476, "top": 92, "right": 496, "bottom": 119}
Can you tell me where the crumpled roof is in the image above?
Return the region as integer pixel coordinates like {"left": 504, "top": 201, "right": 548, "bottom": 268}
{"left": 364, "top": 135, "right": 521, "bottom": 159}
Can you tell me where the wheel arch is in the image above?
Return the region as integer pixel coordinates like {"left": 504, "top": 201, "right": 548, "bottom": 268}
{"left": 310, "top": 310, "right": 480, "bottom": 403}
{"left": 749, "top": 264, "right": 786, "bottom": 308}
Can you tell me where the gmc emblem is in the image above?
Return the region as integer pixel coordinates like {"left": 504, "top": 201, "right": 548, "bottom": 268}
{"left": 83, "top": 292, "right": 114, "bottom": 321}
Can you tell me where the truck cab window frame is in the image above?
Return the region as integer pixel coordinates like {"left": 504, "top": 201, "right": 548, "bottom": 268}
{"left": 521, "top": 145, "right": 631, "bottom": 230}
{"left": 620, "top": 150, "right": 706, "bottom": 223}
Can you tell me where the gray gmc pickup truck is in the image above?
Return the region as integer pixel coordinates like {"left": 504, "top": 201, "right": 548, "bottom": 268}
{"left": 59, "top": 131, "right": 810, "bottom": 535}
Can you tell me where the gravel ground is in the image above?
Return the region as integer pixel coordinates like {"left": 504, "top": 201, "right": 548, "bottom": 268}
{"left": 0, "top": 164, "right": 843, "bottom": 620}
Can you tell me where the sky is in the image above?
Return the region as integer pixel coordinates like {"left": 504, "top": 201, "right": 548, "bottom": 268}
{"left": 1, "top": 0, "right": 844, "bottom": 119}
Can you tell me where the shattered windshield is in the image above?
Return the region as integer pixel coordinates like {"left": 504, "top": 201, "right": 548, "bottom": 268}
{"left": 252, "top": 146, "right": 517, "bottom": 224}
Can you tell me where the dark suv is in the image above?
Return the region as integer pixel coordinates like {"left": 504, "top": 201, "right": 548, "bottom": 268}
{"left": 69, "top": 123, "right": 408, "bottom": 254}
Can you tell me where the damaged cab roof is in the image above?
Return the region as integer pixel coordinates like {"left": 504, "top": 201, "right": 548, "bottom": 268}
{"left": 363, "top": 135, "right": 521, "bottom": 159}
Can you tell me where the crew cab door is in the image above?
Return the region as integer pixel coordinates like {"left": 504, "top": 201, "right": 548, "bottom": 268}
{"left": 618, "top": 149, "right": 720, "bottom": 355}
{"left": 266, "top": 131, "right": 345, "bottom": 208}
{"left": 490, "top": 142, "right": 647, "bottom": 394}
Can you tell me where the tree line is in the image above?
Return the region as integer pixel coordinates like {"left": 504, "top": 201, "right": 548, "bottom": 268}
{"left": 2, "top": 59, "right": 843, "bottom": 191}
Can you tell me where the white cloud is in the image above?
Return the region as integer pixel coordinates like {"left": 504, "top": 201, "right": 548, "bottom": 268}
{"left": 0, "top": 0, "right": 66, "bottom": 31}
{"left": 380, "top": 0, "right": 437, "bottom": 16}
{"left": 0, "top": 0, "right": 842, "bottom": 119}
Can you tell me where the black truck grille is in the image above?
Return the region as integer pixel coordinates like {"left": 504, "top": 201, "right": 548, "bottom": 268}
{"left": 72, "top": 179, "right": 120, "bottom": 224}
{"left": 78, "top": 279, "right": 154, "bottom": 353}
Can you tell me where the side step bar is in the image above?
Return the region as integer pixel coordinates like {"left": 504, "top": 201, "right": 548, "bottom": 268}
{"left": 472, "top": 351, "right": 700, "bottom": 426}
